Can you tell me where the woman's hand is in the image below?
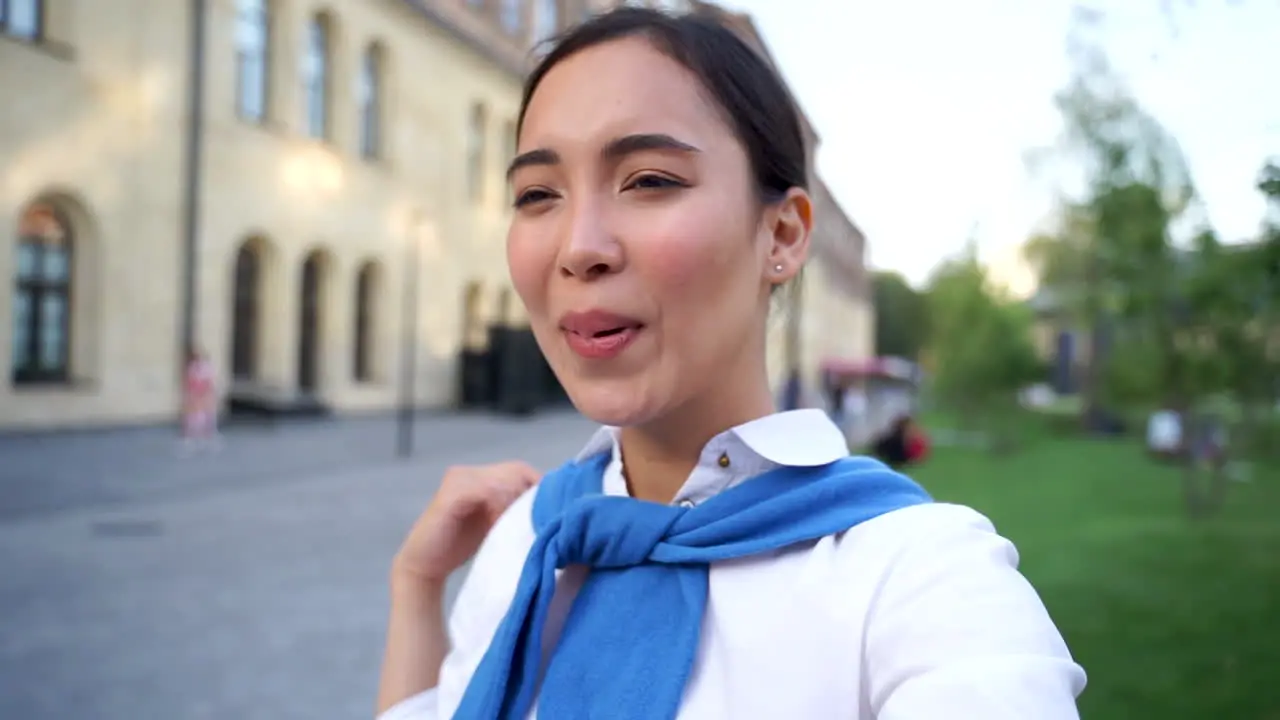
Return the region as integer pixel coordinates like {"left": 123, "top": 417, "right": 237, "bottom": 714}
{"left": 392, "top": 461, "right": 541, "bottom": 588}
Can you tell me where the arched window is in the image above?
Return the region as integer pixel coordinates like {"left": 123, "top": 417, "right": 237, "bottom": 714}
{"left": 302, "top": 13, "right": 332, "bottom": 139}
{"left": 358, "top": 43, "right": 383, "bottom": 159}
{"left": 1, "top": 0, "right": 43, "bottom": 40}
{"left": 12, "top": 202, "right": 72, "bottom": 384}
{"left": 467, "top": 103, "right": 487, "bottom": 203}
{"left": 235, "top": 0, "right": 270, "bottom": 121}
{"left": 297, "top": 250, "right": 328, "bottom": 392}
{"left": 230, "top": 240, "right": 262, "bottom": 380}
{"left": 534, "top": 0, "right": 558, "bottom": 41}
{"left": 353, "top": 261, "right": 379, "bottom": 382}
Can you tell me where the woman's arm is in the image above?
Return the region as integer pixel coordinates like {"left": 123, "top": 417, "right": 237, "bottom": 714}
{"left": 375, "top": 574, "right": 449, "bottom": 715}
{"left": 375, "top": 480, "right": 541, "bottom": 720}
{"left": 864, "top": 505, "right": 1086, "bottom": 719}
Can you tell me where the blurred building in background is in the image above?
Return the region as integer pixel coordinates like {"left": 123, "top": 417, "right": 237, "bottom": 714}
{"left": 709, "top": 6, "right": 873, "bottom": 394}
{"left": 0, "top": 0, "right": 869, "bottom": 431}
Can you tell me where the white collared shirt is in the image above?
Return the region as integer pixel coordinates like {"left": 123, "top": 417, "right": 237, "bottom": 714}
{"left": 381, "top": 410, "right": 1085, "bottom": 719}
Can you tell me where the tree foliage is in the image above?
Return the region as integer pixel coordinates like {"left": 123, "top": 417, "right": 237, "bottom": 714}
{"left": 926, "top": 248, "right": 1044, "bottom": 450}
{"left": 871, "top": 271, "right": 929, "bottom": 360}
{"left": 1024, "top": 10, "right": 1277, "bottom": 516}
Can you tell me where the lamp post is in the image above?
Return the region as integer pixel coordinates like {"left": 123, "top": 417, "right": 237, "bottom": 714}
{"left": 180, "top": 0, "right": 208, "bottom": 365}
{"left": 397, "top": 218, "right": 423, "bottom": 458}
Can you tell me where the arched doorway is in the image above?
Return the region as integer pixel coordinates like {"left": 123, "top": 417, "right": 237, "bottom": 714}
{"left": 353, "top": 260, "right": 380, "bottom": 382}
{"left": 297, "top": 250, "right": 326, "bottom": 393}
{"left": 230, "top": 240, "right": 262, "bottom": 381}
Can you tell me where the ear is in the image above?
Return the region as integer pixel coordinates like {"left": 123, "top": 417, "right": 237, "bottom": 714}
{"left": 762, "top": 187, "right": 813, "bottom": 286}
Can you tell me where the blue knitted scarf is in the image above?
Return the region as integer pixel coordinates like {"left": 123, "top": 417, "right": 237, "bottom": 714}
{"left": 452, "top": 451, "right": 931, "bottom": 720}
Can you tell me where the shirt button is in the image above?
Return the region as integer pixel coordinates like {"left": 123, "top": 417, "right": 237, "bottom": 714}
{"left": 679, "top": 499, "right": 696, "bottom": 509}
{"left": 717, "top": 453, "right": 731, "bottom": 468}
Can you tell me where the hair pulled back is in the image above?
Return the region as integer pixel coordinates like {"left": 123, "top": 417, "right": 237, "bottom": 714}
{"left": 516, "top": 6, "right": 809, "bottom": 203}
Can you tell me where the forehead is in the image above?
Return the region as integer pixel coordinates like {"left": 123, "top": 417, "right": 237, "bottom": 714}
{"left": 521, "top": 36, "right": 730, "bottom": 149}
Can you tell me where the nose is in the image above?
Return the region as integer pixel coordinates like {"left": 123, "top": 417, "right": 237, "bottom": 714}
{"left": 558, "top": 201, "right": 624, "bottom": 281}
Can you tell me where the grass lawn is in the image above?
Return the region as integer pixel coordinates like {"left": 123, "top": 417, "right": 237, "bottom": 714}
{"left": 910, "top": 426, "right": 1280, "bottom": 719}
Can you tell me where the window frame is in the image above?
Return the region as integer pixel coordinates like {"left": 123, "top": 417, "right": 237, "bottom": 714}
{"left": 11, "top": 204, "right": 73, "bottom": 386}
{"left": 467, "top": 103, "right": 488, "bottom": 204}
{"left": 0, "top": 0, "right": 45, "bottom": 42}
{"left": 302, "top": 14, "right": 332, "bottom": 140}
{"left": 358, "top": 44, "right": 382, "bottom": 160}
{"left": 234, "top": 0, "right": 271, "bottom": 122}
{"left": 353, "top": 263, "right": 376, "bottom": 382}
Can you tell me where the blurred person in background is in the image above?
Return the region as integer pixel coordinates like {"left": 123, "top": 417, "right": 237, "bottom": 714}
{"left": 376, "top": 7, "right": 1084, "bottom": 720}
{"left": 871, "top": 414, "right": 930, "bottom": 471}
{"left": 180, "top": 345, "right": 220, "bottom": 454}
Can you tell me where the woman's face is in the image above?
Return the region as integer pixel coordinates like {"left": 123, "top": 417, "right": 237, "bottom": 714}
{"left": 507, "top": 37, "right": 809, "bottom": 427}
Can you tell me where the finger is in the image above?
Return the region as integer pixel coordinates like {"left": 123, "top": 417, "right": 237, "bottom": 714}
{"left": 494, "top": 461, "right": 541, "bottom": 486}
{"left": 513, "top": 462, "right": 541, "bottom": 485}
{"left": 483, "top": 472, "right": 532, "bottom": 502}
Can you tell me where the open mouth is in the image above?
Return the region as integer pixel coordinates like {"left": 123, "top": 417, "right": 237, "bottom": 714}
{"left": 563, "top": 323, "right": 645, "bottom": 359}
{"left": 589, "top": 326, "right": 638, "bottom": 338}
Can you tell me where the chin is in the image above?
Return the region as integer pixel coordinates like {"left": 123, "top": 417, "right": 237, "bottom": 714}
{"left": 562, "top": 377, "right": 662, "bottom": 428}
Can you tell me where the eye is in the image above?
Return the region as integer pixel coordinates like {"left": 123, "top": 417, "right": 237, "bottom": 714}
{"left": 623, "top": 173, "right": 687, "bottom": 192}
{"left": 513, "top": 187, "right": 557, "bottom": 209}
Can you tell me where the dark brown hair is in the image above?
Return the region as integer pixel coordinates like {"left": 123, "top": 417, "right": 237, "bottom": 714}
{"left": 517, "top": 6, "right": 808, "bottom": 204}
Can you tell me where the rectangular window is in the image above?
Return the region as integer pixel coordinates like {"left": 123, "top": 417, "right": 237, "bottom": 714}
{"left": 11, "top": 290, "right": 31, "bottom": 371}
{"left": 359, "top": 49, "right": 381, "bottom": 159}
{"left": 501, "top": 0, "right": 522, "bottom": 34}
{"left": 2, "top": 0, "right": 42, "bottom": 40}
{"left": 505, "top": 120, "right": 517, "bottom": 205}
{"left": 235, "top": 0, "right": 270, "bottom": 122}
{"left": 468, "top": 104, "right": 487, "bottom": 204}
{"left": 534, "top": 0, "right": 558, "bottom": 41}
{"left": 38, "top": 293, "right": 65, "bottom": 369}
{"left": 303, "top": 17, "right": 330, "bottom": 139}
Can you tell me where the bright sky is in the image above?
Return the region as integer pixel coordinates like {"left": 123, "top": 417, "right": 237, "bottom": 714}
{"left": 718, "top": 0, "right": 1280, "bottom": 294}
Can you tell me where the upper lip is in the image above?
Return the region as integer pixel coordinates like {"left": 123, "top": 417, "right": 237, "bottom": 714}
{"left": 559, "top": 309, "right": 645, "bottom": 337}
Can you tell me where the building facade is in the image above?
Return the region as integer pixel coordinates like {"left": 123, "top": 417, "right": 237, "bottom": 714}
{"left": 0, "top": 0, "right": 868, "bottom": 432}
{"left": 709, "top": 7, "right": 874, "bottom": 393}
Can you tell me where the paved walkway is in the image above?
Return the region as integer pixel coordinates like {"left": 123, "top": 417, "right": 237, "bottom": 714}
{"left": 0, "top": 409, "right": 583, "bottom": 521}
{"left": 0, "top": 411, "right": 600, "bottom": 720}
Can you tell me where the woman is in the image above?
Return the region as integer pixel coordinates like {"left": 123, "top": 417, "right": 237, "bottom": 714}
{"left": 377, "top": 8, "right": 1084, "bottom": 720}
{"left": 180, "top": 345, "right": 219, "bottom": 453}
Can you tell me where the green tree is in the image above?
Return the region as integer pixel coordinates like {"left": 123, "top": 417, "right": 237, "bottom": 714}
{"left": 871, "top": 271, "right": 929, "bottom": 360}
{"left": 1026, "top": 17, "right": 1271, "bottom": 515}
{"left": 1259, "top": 160, "right": 1280, "bottom": 207}
{"left": 926, "top": 248, "right": 1044, "bottom": 452}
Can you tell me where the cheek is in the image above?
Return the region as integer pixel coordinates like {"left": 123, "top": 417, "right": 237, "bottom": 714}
{"left": 640, "top": 213, "right": 753, "bottom": 305}
{"left": 506, "top": 228, "right": 552, "bottom": 314}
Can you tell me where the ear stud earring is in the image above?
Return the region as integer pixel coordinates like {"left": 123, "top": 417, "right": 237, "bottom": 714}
{"left": 774, "top": 264, "right": 784, "bottom": 273}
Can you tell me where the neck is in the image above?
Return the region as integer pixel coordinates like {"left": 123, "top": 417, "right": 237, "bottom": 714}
{"left": 619, "top": 360, "right": 777, "bottom": 505}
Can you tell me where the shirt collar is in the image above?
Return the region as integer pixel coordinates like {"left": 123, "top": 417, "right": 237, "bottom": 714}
{"left": 573, "top": 409, "right": 849, "bottom": 506}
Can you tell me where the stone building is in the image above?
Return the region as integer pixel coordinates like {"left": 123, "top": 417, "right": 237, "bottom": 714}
{"left": 707, "top": 6, "right": 874, "bottom": 393}
{"left": 0, "top": 0, "right": 868, "bottom": 431}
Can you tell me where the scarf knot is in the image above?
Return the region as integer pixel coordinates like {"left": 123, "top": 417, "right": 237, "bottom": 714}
{"left": 549, "top": 496, "right": 686, "bottom": 569}
{"left": 453, "top": 451, "right": 932, "bottom": 720}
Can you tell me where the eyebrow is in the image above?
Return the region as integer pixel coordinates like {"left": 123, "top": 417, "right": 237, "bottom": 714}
{"left": 505, "top": 133, "right": 702, "bottom": 180}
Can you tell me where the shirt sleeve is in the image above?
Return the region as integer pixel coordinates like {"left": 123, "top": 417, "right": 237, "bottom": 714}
{"left": 377, "top": 487, "right": 539, "bottom": 720}
{"left": 864, "top": 504, "right": 1087, "bottom": 719}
